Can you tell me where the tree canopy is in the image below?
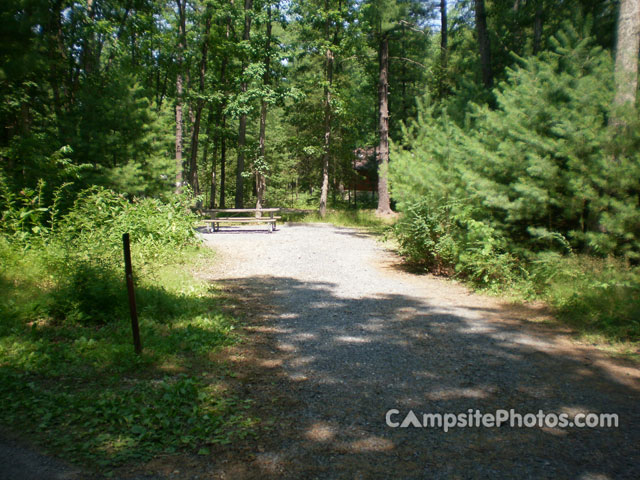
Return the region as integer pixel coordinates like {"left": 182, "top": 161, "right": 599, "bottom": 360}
{"left": 1, "top": 0, "right": 637, "bottom": 259}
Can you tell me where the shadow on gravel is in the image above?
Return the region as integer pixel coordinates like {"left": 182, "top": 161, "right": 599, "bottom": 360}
{"left": 215, "top": 275, "right": 639, "bottom": 480}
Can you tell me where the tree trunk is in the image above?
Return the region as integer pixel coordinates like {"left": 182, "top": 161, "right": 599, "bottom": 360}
{"left": 158, "top": 70, "right": 169, "bottom": 111}
{"left": 256, "top": 4, "right": 272, "bottom": 216}
{"left": 319, "top": 46, "right": 333, "bottom": 218}
{"left": 235, "top": 0, "right": 253, "bottom": 208}
{"left": 255, "top": 101, "right": 267, "bottom": 214}
{"left": 201, "top": 106, "right": 215, "bottom": 208}
{"left": 319, "top": 0, "right": 340, "bottom": 218}
{"left": 376, "top": 34, "right": 392, "bottom": 215}
{"left": 175, "top": 81, "right": 184, "bottom": 192}
{"left": 175, "top": 0, "right": 187, "bottom": 194}
{"left": 220, "top": 114, "right": 227, "bottom": 208}
{"left": 439, "top": 0, "right": 448, "bottom": 96}
{"left": 474, "top": 0, "right": 493, "bottom": 89}
{"left": 46, "top": 1, "right": 67, "bottom": 125}
{"left": 533, "top": 0, "right": 543, "bottom": 54}
{"left": 611, "top": 0, "right": 640, "bottom": 125}
{"left": 218, "top": 9, "right": 232, "bottom": 208}
{"left": 440, "top": 0, "right": 448, "bottom": 67}
{"left": 401, "top": 25, "right": 407, "bottom": 114}
{"left": 236, "top": 116, "right": 247, "bottom": 208}
{"left": 188, "top": 10, "right": 212, "bottom": 195}
{"left": 80, "top": 0, "right": 97, "bottom": 77}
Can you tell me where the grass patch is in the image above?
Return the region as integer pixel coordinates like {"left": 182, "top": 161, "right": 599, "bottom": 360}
{"left": 284, "top": 208, "right": 396, "bottom": 234}
{"left": 531, "top": 254, "right": 640, "bottom": 345}
{"left": 0, "top": 247, "right": 256, "bottom": 467}
{"left": 0, "top": 187, "right": 257, "bottom": 468}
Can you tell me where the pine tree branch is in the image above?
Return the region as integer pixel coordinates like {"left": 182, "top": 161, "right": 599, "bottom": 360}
{"left": 390, "top": 56, "right": 427, "bottom": 68}
{"left": 397, "top": 20, "right": 425, "bottom": 34}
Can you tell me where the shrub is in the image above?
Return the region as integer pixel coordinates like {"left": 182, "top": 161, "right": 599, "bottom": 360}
{"left": 530, "top": 253, "right": 640, "bottom": 341}
{"left": 391, "top": 23, "right": 640, "bottom": 260}
{"left": 1, "top": 183, "right": 199, "bottom": 326}
{"left": 395, "top": 198, "right": 521, "bottom": 287}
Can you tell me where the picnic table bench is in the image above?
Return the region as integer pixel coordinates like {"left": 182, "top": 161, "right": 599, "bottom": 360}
{"left": 201, "top": 208, "right": 281, "bottom": 233}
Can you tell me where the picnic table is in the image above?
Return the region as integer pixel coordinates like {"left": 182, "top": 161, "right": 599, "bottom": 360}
{"left": 201, "top": 208, "right": 281, "bottom": 233}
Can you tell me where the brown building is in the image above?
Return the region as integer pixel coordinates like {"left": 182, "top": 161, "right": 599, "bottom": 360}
{"left": 353, "top": 147, "right": 377, "bottom": 192}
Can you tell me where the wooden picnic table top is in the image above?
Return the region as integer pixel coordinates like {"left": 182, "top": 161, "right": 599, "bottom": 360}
{"left": 202, "top": 208, "right": 280, "bottom": 213}
{"left": 203, "top": 217, "right": 277, "bottom": 223}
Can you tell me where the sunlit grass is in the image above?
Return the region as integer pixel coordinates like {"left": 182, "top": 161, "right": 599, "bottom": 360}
{"left": 532, "top": 254, "right": 640, "bottom": 344}
{"left": 284, "top": 208, "right": 397, "bottom": 234}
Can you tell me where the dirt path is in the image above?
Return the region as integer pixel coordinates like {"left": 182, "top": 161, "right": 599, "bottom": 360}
{"left": 199, "top": 222, "right": 640, "bottom": 479}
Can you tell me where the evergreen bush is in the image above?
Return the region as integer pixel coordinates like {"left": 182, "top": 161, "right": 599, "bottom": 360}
{"left": 392, "top": 23, "right": 640, "bottom": 264}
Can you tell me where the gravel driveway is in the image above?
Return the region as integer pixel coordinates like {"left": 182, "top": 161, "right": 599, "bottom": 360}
{"left": 203, "top": 222, "right": 640, "bottom": 480}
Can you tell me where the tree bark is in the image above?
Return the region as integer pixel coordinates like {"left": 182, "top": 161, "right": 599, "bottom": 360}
{"left": 319, "top": 0, "right": 338, "bottom": 218}
{"left": 175, "top": 0, "right": 187, "bottom": 194}
{"left": 236, "top": 116, "right": 247, "bottom": 208}
{"left": 220, "top": 114, "right": 227, "bottom": 207}
{"left": 188, "top": 9, "right": 213, "bottom": 195}
{"left": 235, "top": 0, "right": 253, "bottom": 208}
{"left": 80, "top": 0, "right": 97, "bottom": 77}
{"left": 46, "top": 1, "right": 67, "bottom": 125}
{"left": 401, "top": 25, "right": 407, "bottom": 113}
{"left": 376, "top": 33, "right": 392, "bottom": 215}
{"left": 474, "top": 0, "right": 493, "bottom": 89}
{"left": 175, "top": 79, "right": 184, "bottom": 192}
{"left": 612, "top": 0, "right": 640, "bottom": 124}
{"left": 439, "top": 0, "right": 448, "bottom": 96}
{"left": 319, "top": 49, "right": 334, "bottom": 218}
{"left": 533, "top": 0, "right": 543, "bottom": 54}
{"left": 218, "top": 8, "right": 232, "bottom": 208}
{"left": 256, "top": 4, "right": 272, "bottom": 216}
{"left": 440, "top": 0, "right": 448, "bottom": 67}
{"left": 202, "top": 106, "right": 215, "bottom": 209}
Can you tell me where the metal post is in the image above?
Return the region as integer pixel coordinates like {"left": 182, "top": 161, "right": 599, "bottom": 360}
{"left": 122, "top": 233, "right": 142, "bottom": 354}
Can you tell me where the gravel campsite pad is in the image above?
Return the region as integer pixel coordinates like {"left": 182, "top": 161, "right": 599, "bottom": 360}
{"left": 200, "top": 222, "right": 640, "bottom": 480}
{"left": 4, "top": 222, "right": 637, "bottom": 480}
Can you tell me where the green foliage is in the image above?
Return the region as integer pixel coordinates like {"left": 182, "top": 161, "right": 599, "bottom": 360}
{"left": 393, "top": 24, "right": 640, "bottom": 258}
{"left": 0, "top": 372, "right": 252, "bottom": 465}
{"left": 0, "top": 252, "right": 254, "bottom": 466}
{"left": 0, "top": 186, "right": 255, "bottom": 466}
{"left": 0, "top": 0, "right": 174, "bottom": 199}
{"left": 390, "top": 24, "right": 640, "bottom": 341}
{"left": 293, "top": 208, "right": 393, "bottom": 232}
{"left": 530, "top": 254, "right": 640, "bottom": 342}
{"left": 395, "top": 199, "right": 520, "bottom": 286}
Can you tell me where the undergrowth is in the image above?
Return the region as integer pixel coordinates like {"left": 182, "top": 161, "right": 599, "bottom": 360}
{"left": 0, "top": 184, "right": 256, "bottom": 468}
{"left": 394, "top": 201, "right": 640, "bottom": 346}
{"left": 287, "top": 208, "right": 394, "bottom": 234}
{"left": 532, "top": 253, "right": 640, "bottom": 343}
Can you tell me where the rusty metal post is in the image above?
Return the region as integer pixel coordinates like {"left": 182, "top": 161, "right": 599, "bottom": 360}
{"left": 122, "top": 233, "right": 142, "bottom": 354}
